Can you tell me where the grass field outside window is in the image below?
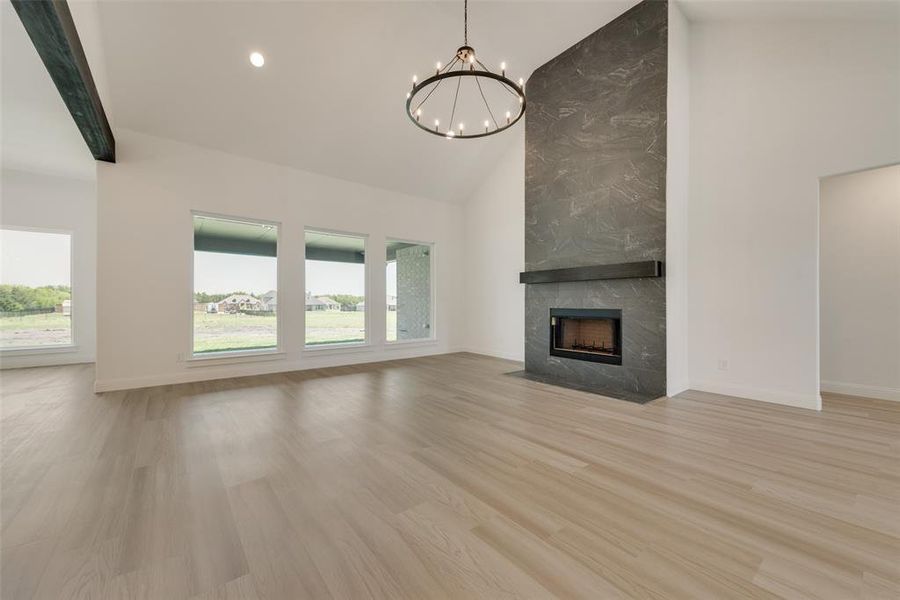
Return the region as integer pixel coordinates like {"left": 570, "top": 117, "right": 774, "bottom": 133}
{"left": 0, "top": 312, "right": 72, "bottom": 348}
{"left": 192, "top": 310, "right": 394, "bottom": 353}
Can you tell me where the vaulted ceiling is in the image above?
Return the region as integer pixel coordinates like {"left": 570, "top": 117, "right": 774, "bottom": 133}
{"left": 94, "top": 1, "right": 638, "bottom": 204}
{"left": 1, "top": 1, "right": 96, "bottom": 181}
{"left": 7, "top": 0, "right": 895, "bottom": 201}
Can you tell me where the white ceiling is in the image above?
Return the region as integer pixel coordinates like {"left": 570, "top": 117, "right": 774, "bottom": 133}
{"left": 5, "top": 0, "right": 896, "bottom": 196}
{"left": 1, "top": 0, "right": 96, "bottom": 180}
{"left": 679, "top": 0, "right": 899, "bottom": 22}
{"left": 94, "top": 1, "right": 639, "bottom": 204}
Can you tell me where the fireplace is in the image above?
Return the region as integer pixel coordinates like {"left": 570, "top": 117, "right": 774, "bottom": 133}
{"left": 550, "top": 308, "right": 622, "bottom": 365}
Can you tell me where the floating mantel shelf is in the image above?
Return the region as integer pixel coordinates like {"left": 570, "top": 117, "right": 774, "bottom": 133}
{"left": 519, "top": 260, "right": 664, "bottom": 284}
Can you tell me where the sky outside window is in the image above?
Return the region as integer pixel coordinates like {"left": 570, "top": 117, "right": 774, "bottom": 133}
{"left": 0, "top": 229, "right": 72, "bottom": 348}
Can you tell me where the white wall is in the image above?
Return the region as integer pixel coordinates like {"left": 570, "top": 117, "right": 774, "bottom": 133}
{"left": 665, "top": 1, "right": 690, "bottom": 396}
{"left": 820, "top": 164, "right": 900, "bottom": 401}
{"left": 463, "top": 130, "right": 525, "bottom": 362}
{"left": 688, "top": 19, "right": 900, "bottom": 409}
{"left": 95, "top": 129, "right": 465, "bottom": 391}
{"left": 1, "top": 169, "right": 98, "bottom": 367}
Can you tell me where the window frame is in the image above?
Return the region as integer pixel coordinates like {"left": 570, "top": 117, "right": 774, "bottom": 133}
{"left": 0, "top": 225, "right": 77, "bottom": 355}
{"left": 384, "top": 237, "right": 436, "bottom": 346}
{"left": 302, "top": 226, "right": 371, "bottom": 352}
{"left": 188, "top": 210, "right": 283, "bottom": 361}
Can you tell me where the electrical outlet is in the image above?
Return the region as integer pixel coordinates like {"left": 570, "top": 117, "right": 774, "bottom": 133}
{"left": 717, "top": 359, "right": 728, "bottom": 371}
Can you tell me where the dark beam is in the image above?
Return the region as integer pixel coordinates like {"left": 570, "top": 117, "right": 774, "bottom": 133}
{"left": 519, "top": 261, "right": 664, "bottom": 284}
{"left": 194, "top": 235, "right": 276, "bottom": 258}
{"left": 12, "top": 0, "right": 115, "bottom": 162}
{"left": 305, "top": 247, "right": 365, "bottom": 264}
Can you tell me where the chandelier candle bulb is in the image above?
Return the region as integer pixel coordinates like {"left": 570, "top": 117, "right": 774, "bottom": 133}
{"left": 416, "top": 108, "right": 422, "bottom": 122}
{"left": 506, "top": 110, "right": 511, "bottom": 124}
{"left": 436, "top": 62, "right": 442, "bottom": 74}
{"left": 501, "top": 61, "right": 506, "bottom": 76}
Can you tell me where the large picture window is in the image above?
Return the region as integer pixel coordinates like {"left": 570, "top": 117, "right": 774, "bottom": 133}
{"left": 386, "top": 240, "right": 433, "bottom": 342}
{"left": 305, "top": 230, "right": 366, "bottom": 346}
{"left": 0, "top": 228, "right": 73, "bottom": 349}
{"left": 193, "top": 214, "right": 278, "bottom": 355}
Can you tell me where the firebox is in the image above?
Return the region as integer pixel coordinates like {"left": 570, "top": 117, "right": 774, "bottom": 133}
{"left": 550, "top": 308, "right": 622, "bottom": 365}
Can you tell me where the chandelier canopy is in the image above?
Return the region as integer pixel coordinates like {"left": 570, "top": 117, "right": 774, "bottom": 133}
{"left": 405, "top": 0, "right": 526, "bottom": 139}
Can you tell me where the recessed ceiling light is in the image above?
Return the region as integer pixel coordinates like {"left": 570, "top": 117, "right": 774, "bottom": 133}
{"left": 249, "top": 52, "right": 265, "bottom": 68}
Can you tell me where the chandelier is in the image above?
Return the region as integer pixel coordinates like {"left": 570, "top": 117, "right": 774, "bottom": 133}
{"left": 405, "top": 0, "right": 526, "bottom": 139}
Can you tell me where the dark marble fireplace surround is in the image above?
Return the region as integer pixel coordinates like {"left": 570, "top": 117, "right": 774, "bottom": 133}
{"left": 522, "top": 0, "right": 667, "bottom": 403}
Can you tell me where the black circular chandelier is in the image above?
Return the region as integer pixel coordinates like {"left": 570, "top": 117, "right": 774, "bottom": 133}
{"left": 405, "top": 0, "right": 525, "bottom": 139}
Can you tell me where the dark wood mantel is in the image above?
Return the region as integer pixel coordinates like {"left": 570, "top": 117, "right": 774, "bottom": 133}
{"left": 519, "top": 260, "right": 663, "bottom": 284}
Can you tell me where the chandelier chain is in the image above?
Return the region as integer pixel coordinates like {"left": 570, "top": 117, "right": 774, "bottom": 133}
{"left": 414, "top": 55, "right": 458, "bottom": 113}
{"left": 448, "top": 75, "right": 462, "bottom": 132}
{"left": 414, "top": 77, "right": 443, "bottom": 113}
{"left": 474, "top": 75, "right": 499, "bottom": 129}
{"left": 464, "top": 0, "right": 468, "bottom": 45}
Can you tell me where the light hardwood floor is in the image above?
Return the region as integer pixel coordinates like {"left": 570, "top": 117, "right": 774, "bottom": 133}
{"left": 2, "top": 353, "right": 898, "bottom": 599}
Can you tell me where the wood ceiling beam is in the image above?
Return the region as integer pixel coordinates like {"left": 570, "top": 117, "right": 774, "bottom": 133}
{"left": 11, "top": 0, "right": 115, "bottom": 162}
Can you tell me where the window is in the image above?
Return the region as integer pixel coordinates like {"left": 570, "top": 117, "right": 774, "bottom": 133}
{"left": 386, "top": 240, "right": 433, "bottom": 342}
{"left": 1, "top": 228, "right": 73, "bottom": 349}
{"left": 305, "top": 230, "right": 366, "bottom": 346}
{"left": 192, "top": 214, "right": 278, "bottom": 355}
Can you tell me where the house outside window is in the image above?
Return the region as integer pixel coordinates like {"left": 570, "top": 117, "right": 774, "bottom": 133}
{"left": 305, "top": 229, "right": 367, "bottom": 346}
{"left": 192, "top": 214, "right": 279, "bottom": 355}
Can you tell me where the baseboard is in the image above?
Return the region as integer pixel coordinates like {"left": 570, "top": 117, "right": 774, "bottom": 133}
{"left": 690, "top": 379, "right": 822, "bottom": 411}
{"left": 1, "top": 354, "right": 95, "bottom": 369}
{"left": 666, "top": 378, "right": 690, "bottom": 398}
{"left": 94, "top": 360, "right": 291, "bottom": 392}
{"left": 820, "top": 380, "right": 900, "bottom": 402}
{"left": 95, "top": 344, "right": 454, "bottom": 392}
{"left": 455, "top": 347, "right": 525, "bottom": 363}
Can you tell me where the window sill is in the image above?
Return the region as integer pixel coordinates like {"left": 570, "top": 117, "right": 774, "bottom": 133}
{"left": 384, "top": 338, "right": 438, "bottom": 348}
{"left": 1, "top": 344, "right": 79, "bottom": 357}
{"left": 186, "top": 349, "right": 285, "bottom": 367}
{"left": 303, "top": 342, "right": 372, "bottom": 355}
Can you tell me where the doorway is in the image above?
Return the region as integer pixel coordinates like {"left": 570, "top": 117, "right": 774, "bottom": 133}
{"left": 819, "top": 164, "right": 900, "bottom": 401}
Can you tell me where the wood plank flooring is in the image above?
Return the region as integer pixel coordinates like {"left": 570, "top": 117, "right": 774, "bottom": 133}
{"left": 2, "top": 353, "right": 898, "bottom": 599}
